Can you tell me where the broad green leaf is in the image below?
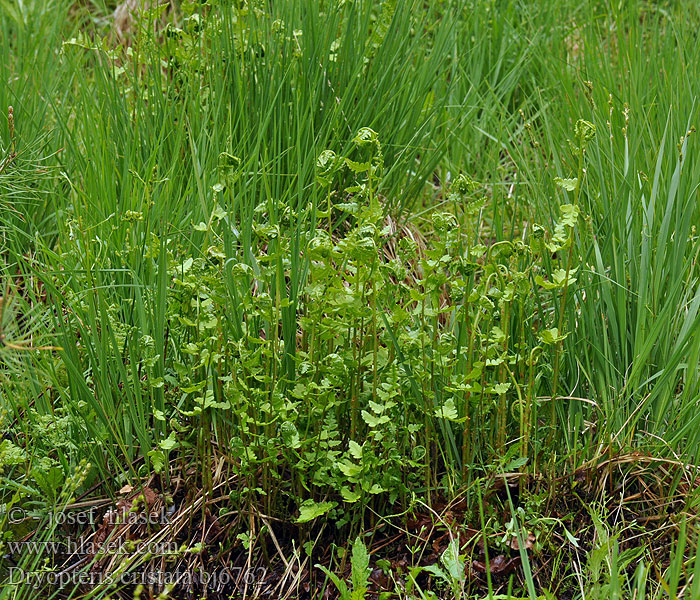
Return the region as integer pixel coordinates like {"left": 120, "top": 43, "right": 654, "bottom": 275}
{"left": 434, "top": 398, "right": 461, "bottom": 421}
{"left": 361, "top": 410, "right": 390, "bottom": 427}
{"left": 554, "top": 177, "right": 578, "bottom": 192}
{"left": 148, "top": 450, "right": 166, "bottom": 473}
{"left": 441, "top": 538, "right": 464, "bottom": 585}
{"left": 296, "top": 500, "right": 336, "bottom": 523}
{"left": 345, "top": 158, "right": 370, "bottom": 173}
{"left": 490, "top": 382, "right": 511, "bottom": 395}
{"left": 341, "top": 487, "right": 361, "bottom": 503}
{"left": 280, "top": 421, "right": 301, "bottom": 449}
{"left": 350, "top": 536, "right": 370, "bottom": 596}
{"left": 159, "top": 432, "right": 178, "bottom": 451}
{"left": 535, "top": 275, "right": 559, "bottom": 290}
{"left": 338, "top": 460, "right": 362, "bottom": 478}
{"left": 422, "top": 563, "right": 449, "bottom": 583}
{"left": 367, "top": 483, "right": 385, "bottom": 494}
{"left": 348, "top": 440, "right": 363, "bottom": 459}
{"left": 559, "top": 203, "right": 580, "bottom": 227}
{"left": 540, "top": 328, "right": 569, "bottom": 345}
{"left": 503, "top": 456, "right": 529, "bottom": 471}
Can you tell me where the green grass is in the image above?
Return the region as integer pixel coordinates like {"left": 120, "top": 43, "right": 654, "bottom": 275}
{"left": 1, "top": 0, "right": 700, "bottom": 598}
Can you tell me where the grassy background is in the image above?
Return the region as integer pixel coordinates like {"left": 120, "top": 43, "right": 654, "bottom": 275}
{"left": 1, "top": 0, "right": 699, "bottom": 598}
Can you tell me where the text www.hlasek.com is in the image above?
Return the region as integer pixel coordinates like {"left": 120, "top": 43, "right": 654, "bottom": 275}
{"left": 6, "top": 539, "right": 180, "bottom": 556}
{"left": 6, "top": 567, "right": 268, "bottom": 589}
